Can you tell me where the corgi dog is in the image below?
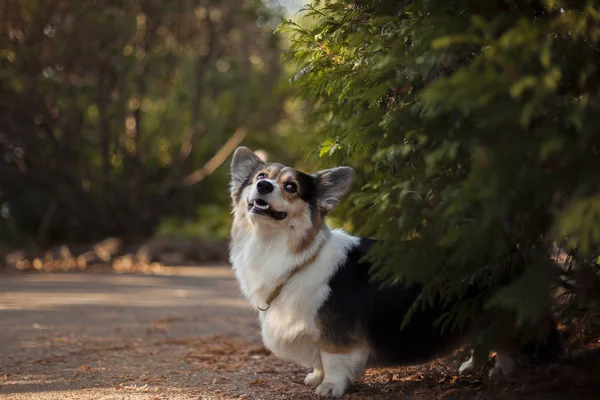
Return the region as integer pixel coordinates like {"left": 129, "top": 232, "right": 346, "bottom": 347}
{"left": 228, "top": 147, "right": 561, "bottom": 398}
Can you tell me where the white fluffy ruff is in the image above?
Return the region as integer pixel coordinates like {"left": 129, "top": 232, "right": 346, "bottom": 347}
{"left": 229, "top": 225, "right": 359, "bottom": 367}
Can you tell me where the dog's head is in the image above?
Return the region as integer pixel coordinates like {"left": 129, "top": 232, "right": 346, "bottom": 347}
{"left": 229, "top": 147, "right": 354, "bottom": 248}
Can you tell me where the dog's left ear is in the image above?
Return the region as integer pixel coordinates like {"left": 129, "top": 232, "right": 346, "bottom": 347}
{"left": 312, "top": 167, "right": 355, "bottom": 213}
{"left": 230, "top": 146, "right": 265, "bottom": 190}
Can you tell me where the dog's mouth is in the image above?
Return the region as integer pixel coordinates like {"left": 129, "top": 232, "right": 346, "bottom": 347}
{"left": 248, "top": 199, "right": 287, "bottom": 220}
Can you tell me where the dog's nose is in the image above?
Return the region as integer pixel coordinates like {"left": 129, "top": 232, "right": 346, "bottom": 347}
{"left": 256, "top": 180, "right": 274, "bottom": 194}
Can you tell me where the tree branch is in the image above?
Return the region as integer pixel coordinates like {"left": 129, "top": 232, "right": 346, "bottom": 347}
{"left": 182, "top": 127, "right": 248, "bottom": 186}
{"left": 160, "top": 127, "right": 248, "bottom": 193}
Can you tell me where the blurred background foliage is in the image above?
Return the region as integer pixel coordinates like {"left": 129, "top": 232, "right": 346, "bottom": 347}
{"left": 284, "top": 0, "right": 600, "bottom": 340}
{"left": 0, "top": 0, "right": 313, "bottom": 247}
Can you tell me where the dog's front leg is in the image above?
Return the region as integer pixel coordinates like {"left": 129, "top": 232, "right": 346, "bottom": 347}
{"left": 305, "top": 366, "right": 324, "bottom": 387}
{"left": 315, "top": 348, "right": 369, "bottom": 398}
{"left": 304, "top": 352, "right": 324, "bottom": 387}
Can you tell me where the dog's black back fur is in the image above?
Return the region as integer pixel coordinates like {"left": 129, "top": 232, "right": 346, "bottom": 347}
{"left": 318, "top": 238, "right": 564, "bottom": 367}
{"left": 317, "top": 238, "right": 470, "bottom": 366}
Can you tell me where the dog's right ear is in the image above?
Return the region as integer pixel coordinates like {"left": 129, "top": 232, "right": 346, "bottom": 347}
{"left": 230, "top": 147, "right": 264, "bottom": 192}
{"left": 312, "top": 166, "right": 355, "bottom": 213}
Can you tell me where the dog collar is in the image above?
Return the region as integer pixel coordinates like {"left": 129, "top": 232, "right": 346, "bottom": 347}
{"left": 257, "top": 239, "right": 326, "bottom": 312}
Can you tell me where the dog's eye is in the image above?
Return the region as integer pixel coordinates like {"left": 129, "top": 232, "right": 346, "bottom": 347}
{"left": 284, "top": 182, "right": 297, "bottom": 193}
{"left": 256, "top": 173, "right": 266, "bottom": 180}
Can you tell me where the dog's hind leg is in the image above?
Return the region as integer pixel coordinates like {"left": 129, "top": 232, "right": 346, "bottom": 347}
{"left": 489, "top": 349, "right": 517, "bottom": 377}
{"left": 458, "top": 350, "right": 475, "bottom": 375}
{"left": 315, "top": 348, "right": 369, "bottom": 398}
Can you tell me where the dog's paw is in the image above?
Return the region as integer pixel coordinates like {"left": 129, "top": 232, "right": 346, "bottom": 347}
{"left": 458, "top": 357, "right": 474, "bottom": 375}
{"left": 305, "top": 370, "right": 324, "bottom": 387}
{"left": 316, "top": 380, "right": 347, "bottom": 398}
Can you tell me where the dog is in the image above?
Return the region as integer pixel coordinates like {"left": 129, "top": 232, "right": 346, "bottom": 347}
{"left": 228, "top": 147, "right": 561, "bottom": 398}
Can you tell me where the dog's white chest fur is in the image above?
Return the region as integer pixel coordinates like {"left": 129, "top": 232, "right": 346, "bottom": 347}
{"left": 230, "top": 228, "right": 359, "bottom": 366}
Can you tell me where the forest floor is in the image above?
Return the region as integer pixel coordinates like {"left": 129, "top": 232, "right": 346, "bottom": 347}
{"left": 1, "top": 265, "right": 599, "bottom": 400}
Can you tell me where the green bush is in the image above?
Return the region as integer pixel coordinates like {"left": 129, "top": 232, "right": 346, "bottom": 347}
{"left": 284, "top": 0, "right": 600, "bottom": 336}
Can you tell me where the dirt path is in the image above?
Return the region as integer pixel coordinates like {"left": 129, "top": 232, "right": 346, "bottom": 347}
{"left": 0, "top": 267, "right": 264, "bottom": 399}
{"left": 1, "top": 267, "right": 599, "bottom": 400}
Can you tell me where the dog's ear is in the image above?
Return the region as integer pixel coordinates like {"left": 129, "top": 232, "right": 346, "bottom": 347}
{"left": 312, "top": 167, "right": 355, "bottom": 213}
{"left": 230, "top": 147, "right": 264, "bottom": 191}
